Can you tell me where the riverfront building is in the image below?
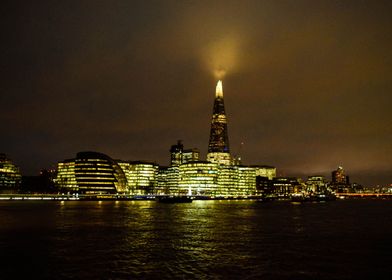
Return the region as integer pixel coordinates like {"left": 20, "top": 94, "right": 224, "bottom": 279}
{"left": 0, "top": 153, "right": 22, "bottom": 192}
{"left": 306, "top": 176, "right": 328, "bottom": 193}
{"left": 55, "top": 152, "right": 127, "bottom": 194}
{"left": 117, "top": 161, "right": 158, "bottom": 195}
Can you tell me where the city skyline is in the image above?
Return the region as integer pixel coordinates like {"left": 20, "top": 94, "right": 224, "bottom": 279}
{"left": 1, "top": 1, "right": 391, "bottom": 186}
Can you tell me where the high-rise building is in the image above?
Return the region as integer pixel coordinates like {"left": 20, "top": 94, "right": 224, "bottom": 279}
{"left": 170, "top": 140, "right": 184, "bottom": 166}
{"left": 332, "top": 166, "right": 348, "bottom": 185}
{"left": 207, "top": 81, "right": 232, "bottom": 165}
{"left": 331, "top": 166, "right": 351, "bottom": 192}
{"left": 0, "top": 153, "right": 22, "bottom": 192}
{"left": 182, "top": 148, "right": 200, "bottom": 164}
{"left": 169, "top": 140, "right": 199, "bottom": 166}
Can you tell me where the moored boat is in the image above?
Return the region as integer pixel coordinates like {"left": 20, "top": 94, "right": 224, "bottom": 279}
{"left": 156, "top": 196, "right": 193, "bottom": 203}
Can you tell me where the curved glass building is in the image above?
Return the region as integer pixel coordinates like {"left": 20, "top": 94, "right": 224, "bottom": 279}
{"left": 55, "top": 151, "right": 127, "bottom": 194}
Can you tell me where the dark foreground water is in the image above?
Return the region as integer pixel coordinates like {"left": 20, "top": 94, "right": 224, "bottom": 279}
{"left": 1, "top": 199, "right": 392, "bottom": 279}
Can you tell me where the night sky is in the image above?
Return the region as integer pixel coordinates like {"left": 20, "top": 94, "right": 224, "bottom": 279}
{"left": 1, "top": 1, "right": 391, "bottom": 186}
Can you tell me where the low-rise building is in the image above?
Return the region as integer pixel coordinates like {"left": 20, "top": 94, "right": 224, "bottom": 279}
{"left": 0, "top": 153, "right": 22, "bottom": 192}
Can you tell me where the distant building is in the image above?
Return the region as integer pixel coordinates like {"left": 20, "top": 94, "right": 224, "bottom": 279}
{"left": 0, "top": 153, "right": 22, "bottom": 192}
{"left": 306, "top": 175, "right": 327, "bottom": 193}
{"left": 169, "top": 140, "right": 200, "bottom": 166}
{"left": 272, "top": 177, "right": 303, "bottom": 196}
{"left": 254, "top": 166, "right": 276, "bottom": 181}
{"left": 55, "top": 151, "right": 127, "bottom": 194}
{"left": 182, "top": 148, "right": 200, "bottom": 164}
{"left": 331, "top": 166, "right": 351, "bottom": 192}
{"left": 332, "top": 166, "right": 348, "bottom": 185}
{"left": 21, "top": 169, "right": 56, "bottom": 193}
{"left": 170, "top": 140, "right": 184, "bottom": 167}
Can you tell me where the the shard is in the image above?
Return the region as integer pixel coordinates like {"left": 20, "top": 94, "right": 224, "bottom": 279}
{"left": 207, "top": 80, "right": 232, "bottom": 165}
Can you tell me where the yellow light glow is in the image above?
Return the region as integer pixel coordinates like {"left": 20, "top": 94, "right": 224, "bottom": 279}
{"left": 216, "top": 80, "right": 223, "bottom": 97}
{"left": 201, "top": 36, "right": 241, "bottom": 80}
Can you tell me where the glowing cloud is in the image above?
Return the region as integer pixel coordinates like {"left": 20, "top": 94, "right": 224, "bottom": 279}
{"left": 202, "top": 36, "right": 241, "bottom": 79}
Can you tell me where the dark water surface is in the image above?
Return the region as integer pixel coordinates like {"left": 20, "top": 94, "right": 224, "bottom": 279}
{"left": 1, "top": 199, "right": 392, "bottom": 279}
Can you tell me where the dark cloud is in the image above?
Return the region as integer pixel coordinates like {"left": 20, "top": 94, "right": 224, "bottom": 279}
{"left": 1, "top": 0, "right": 391, "bottom": 186}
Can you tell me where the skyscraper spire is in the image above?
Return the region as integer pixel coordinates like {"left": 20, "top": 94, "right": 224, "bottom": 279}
{"left": 216, "top": 80, "right": 223, "bottom": 98}
{"left": 207, "top": 80, "right": 232, "bottom": 165}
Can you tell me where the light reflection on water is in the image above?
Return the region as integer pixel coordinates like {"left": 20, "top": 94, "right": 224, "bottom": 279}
{"left": 1, "top": 200, "right": 392, "bottom": 279}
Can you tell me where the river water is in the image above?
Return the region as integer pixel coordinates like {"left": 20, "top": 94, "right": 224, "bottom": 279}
{"left": 1, "top": 199, "right": 392, "bottom": 279}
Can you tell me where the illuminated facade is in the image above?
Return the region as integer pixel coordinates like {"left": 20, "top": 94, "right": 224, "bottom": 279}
{"left": 170, "top": 140, "right": 184, "bottom": 166}
{"left": 161, "top": 140, "right": 277, "bottom": 196}
{"left": 55, "top": 159, "right": 77, "bottom": 192}
{"left": 207, "top": 81, "right": 232, "bottom": 165}
{"left": 254, "top": 166, "right": 276, "bottom": 180}
{"left": 55, "top": 152, "right": 127, "bottom": 194}
{"left": 118, "top": 161, "right": 158, "bottom": 195}
{"left": 0, "top": 153, "right": 22, "bottom": 191}
{"left": 306, "top": 176, "right": 327, "bottom": 193}
{"left": 237, "top": 166, "right": 257, "bottom": 195}
{"left": 170, "top": 140, "right": 200, "bottom": 166}
{"left": 178, "top": 161, "right": 219, "bottom": 196}
{"left": 216, "top": 165, "right": 238, "bottom": 195}
{"left": 331, "top": 166, "right": 351, "bottom": 192}
{"left": 332, "top": 166, "right": 348, "bottom": 184}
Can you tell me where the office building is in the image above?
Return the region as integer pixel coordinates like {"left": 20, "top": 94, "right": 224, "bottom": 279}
{"left": 0, "top": 153, "right": 22, "bottom": 191}
{"left": 55, "top": 151, "right": 127, "bottom": 194}
{"left": 178, "top": 161, "right": 219, "bottom": 196}
{"left": 118, "top": 161, "right": 158, "bottom": 195}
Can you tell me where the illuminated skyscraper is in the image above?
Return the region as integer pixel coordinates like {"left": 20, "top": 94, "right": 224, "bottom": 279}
{"left": 332, "top": 166, "right": 348, "bottom": 185}
{"left": 207, "top": 81, "right": 232, "bottom": 165}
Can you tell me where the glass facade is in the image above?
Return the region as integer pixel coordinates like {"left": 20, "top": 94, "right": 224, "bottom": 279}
{"left": 118, "top": 161, "right": 158, "bottom": 195}
{"left": 55, "top": 152, "right": 127, "bottom": 194}
{"left": 178, "top": 161, "right": 219, "bottom": 196}
{"left": 306, "top": 176, "right": 327, "bottom": 193}
{"left": 55, "top": 160, "right": 77, "bottom": 192}
{"left": 236, "top": 166, "right": 257, "bottom": 196}
{"left": 0, "top": 153, "right": 22, "bottom": 191}
{"left": 207, "top": 81, "right": 232, "bottom": 165}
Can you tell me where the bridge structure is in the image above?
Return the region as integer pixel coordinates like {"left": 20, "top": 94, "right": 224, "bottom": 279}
{"left": 336, "top": 193, "right": 392, "bottom": 198}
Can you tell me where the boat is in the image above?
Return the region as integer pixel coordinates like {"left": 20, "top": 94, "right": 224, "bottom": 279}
{"left": 290, "top": 192, "right": 337, "bottom": 202}
{"left": 156, "top": 196, "right": 193, "bottom": 203}
{"left": 256, "top": 196, "right": 276, "bottom": 203}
